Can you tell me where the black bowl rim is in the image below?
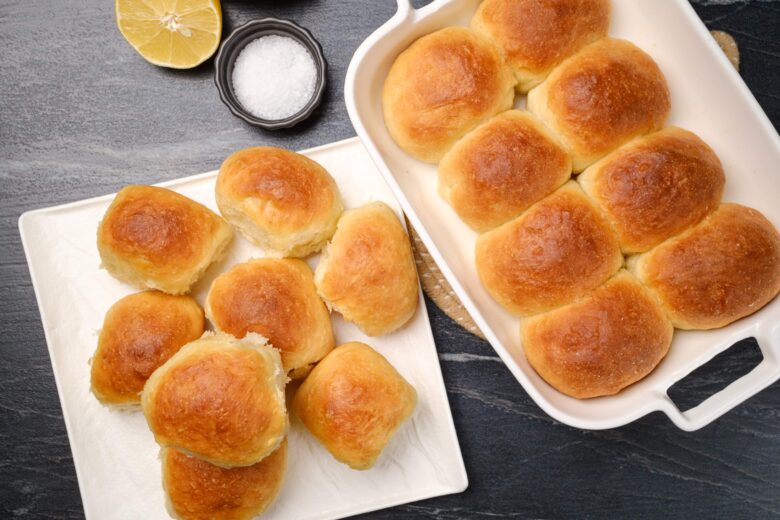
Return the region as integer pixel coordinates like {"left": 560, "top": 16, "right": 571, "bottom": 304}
{"left": 214, "top": 18, "right": 327, "bottom": 130}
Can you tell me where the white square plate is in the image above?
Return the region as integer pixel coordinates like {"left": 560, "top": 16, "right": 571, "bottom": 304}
{"left": 19, "top": 137, "right": 468, "bottom": 520}
{"left": 345, "top": 0, "right": 780, "bottom": 431}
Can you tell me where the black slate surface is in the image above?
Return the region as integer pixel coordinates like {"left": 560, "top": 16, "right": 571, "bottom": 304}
{"left": 1, "top": 1, "right": 779, "bottom": 518}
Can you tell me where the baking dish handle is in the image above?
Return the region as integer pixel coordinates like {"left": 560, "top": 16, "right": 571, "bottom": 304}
{"left": 659, "top": 325, "right": 780, "bottom": 431}
{"left": 395, "top": 0, "right": 451, "bottom": 15}
{"left": 395, "top": 0, "right": 412, "bottom": 16}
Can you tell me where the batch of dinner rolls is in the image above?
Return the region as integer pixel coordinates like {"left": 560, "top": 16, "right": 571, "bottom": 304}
{"left": 383, "top": 0, "right": 780, "bottom": 399}
{"left": 84, "top": 0, "right": 780, "bottom": 515}
{"left": 90, "top": 147, "right": 420, "bottom": 519}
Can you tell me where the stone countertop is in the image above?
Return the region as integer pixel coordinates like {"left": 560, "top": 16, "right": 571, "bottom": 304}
{"left": 0, "top": 1, "right": 778, "bottom": 518}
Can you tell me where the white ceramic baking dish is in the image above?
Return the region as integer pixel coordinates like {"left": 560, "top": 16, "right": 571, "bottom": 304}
{"left": 345, "top": 0, "right": 780, "bottom": 430}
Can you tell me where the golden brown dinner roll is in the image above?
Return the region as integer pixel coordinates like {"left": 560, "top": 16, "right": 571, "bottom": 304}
{"left": 579, "top": 127, "right": 725, "bottom": 253}
{"left": 205, "top": 258, "right": 334, "bottom": 379}
{"left": 90, "top": 291, "right": 204, "bottom": 406}
{"left": 476, "top": 181, "right": 622, "bottom": 316}
{"left": 216, "top": 147, "right": 343, "bottom": 258}
{"left": 527, "top": 38, "right": 671, "bottom": 172}
{"left": 382, "top": 26, "right": 515, "bottom": 163}
{"left": 438, "top": 110, "right": 572, "bottom": 231}
{"left": 315, "top": 202, "right": 418, "bottom": 336}
{"left": 142, "top": 332, "right": 288, "bottom": 468}
{"left": 522, "top": 271, "right": 673, "bottom": 399}
{"left": 629, "top": 203, "right": 780, "bottom": 330}
{"left": 97, "top": 185, "right": 232, "bottom": 294}
{"left": 293, "top": 342, "right": 417, "bottom": 470}
{"left": 162, "top": 441, "right": 287, "bottom": 520}
{"left": 472, "top": 0, "right": 610, "bottom": 92}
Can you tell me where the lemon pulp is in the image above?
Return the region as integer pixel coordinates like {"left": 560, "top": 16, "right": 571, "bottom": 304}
{"left": 115, "top": 0, "right": 222, "bottom": 69}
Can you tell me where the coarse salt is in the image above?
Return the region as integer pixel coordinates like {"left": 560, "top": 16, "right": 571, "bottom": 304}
{"left": 232, "top": 35, "right": 318, "bottom": 121}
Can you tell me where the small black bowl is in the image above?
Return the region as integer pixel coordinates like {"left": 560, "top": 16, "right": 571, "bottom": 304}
{"left": 214, "top": 18, "right": 327, "bottom": 130}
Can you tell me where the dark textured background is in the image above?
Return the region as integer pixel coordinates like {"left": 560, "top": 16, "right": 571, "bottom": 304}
{"left": 1, "top": 1, "right": 779, "bottom": 518}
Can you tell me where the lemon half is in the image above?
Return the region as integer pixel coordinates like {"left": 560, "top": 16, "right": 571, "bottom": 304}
{"left": 116, "top": 0, "right": 222, "bottom": 69}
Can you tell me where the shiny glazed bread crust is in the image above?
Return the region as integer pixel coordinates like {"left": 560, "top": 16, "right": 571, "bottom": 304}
{"left": 527, "top": 37, "right": 671, "bottom": 172}
{"left": 205, "top": 258, "right": 334, "bottom": 379}
{"left": 382, "top": 26, "right": 515, "bottom": 163}
{"left": 315, "top": 202, "right": 419, "bottom": 336}
{"left": 162, "top": 441, "right": 287, "bottom": 520}
{"left": 293, "top": 342, "right": 417, "bottom": 470}
{"left": 578, "top": 127, "right": 725, "bottom": 253}
{"left": 522, "top": 271, "right": 673, "bottom": 399}
{"left": 142, "top": 332, "right": 288, "bottom": 468}
{"left": 630, "top": 203, "right": 780, "bottom": 330}
{"left": 471, "top": 0, "right": 610, "bottom": 92}
{"left": 216, "top": 147, "right": 343, "bottom": 258}
{"left": 90, "top": 291, "right": 204, "bottom": 406}
{"left": 476, "top": 181, "right": 623, "bottom": 316}
{"left": 438, "top": 110, "right": 572, "bottom": 232}
{"left": 97, "top": 185, "right": 233, "bottom": 295}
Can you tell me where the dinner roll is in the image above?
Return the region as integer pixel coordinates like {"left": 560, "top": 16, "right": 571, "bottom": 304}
{"left": 90, "top": 291, "right": 204, "bottom": 407}
{"left": 205, "top": 258, "right": 335, "bottom": 379}
{"left": 629, "top": 203, "right": 780, "bottom": 330}
{"left": 439, "top": 110, "right": 572, "bottom": 231}
{"left": 216, "top": 147, "right": 343, "bottom": 258}
{"left": 293, "top": 342, "right": 417, "bottom": 470}
{"left": 522, "top": 271, "right": 673, "bottom": 399}
{"left": 476, "top": 181, "right": 622, "bottom": 316}
{"left": 97, "top": 185, "right": 232, "bottom": 294}
{"left": 142, "top": 332, "right": 288, "bottom": 468}
{"left": 162, "top": 441, "right": 287, "bottom": 520}
{"left": 382, "top": 26, "right": 515, "bottom": 163}
{"left": 579, "top": 127, "right": 725, "bottom": 253}
{"left": 527, "top": 38, "right": 671, "bottom": 172}
{"left": 315, "top": 202, "right": 418, "bottom": 336}
{"left": 472, "top": 0, "right": 610, "bottom": 92}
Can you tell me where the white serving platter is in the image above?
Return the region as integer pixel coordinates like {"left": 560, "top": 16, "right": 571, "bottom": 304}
{"left": 345, "top": 0, "right": 780, "bottom": 431}
{"left": 18, "top": 137, "right": 467, "bottom": 520}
